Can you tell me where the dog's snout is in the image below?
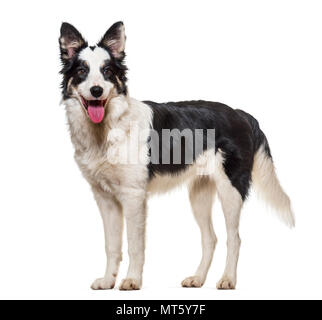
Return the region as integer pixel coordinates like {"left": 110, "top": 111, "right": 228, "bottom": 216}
{"left": 90, "top": 86, "right": 103, "bottom": 98}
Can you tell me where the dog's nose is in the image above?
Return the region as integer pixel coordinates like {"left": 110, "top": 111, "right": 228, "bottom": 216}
{"left": 90, "top": 86, "right": 103, "bottom": 98}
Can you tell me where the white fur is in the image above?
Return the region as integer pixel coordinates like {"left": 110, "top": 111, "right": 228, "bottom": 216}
{"left": 182, "top": 177, "right": 217, "bottom": 288}
{"left": 78, "top": 47, "right": 113, "bottom": 101}
{"left": 91, "top": 188, "right": 122, "bottom": 290}
{"left": 252, "top": 146, "right": 295, "bottom": 227}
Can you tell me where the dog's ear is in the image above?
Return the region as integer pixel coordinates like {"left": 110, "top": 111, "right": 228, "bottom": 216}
{"left": 98, "top": 21, "right": 126, "bottom": 59}
{"left": 59, "top": 22, "right": 87, "bottom": 61}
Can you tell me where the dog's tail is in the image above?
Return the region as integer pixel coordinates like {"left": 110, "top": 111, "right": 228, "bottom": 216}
{"left": 236, "top": 110, "right": 295, "bottom": 228}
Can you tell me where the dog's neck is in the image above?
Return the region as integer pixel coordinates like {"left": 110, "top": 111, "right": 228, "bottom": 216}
{"left": 64, "top": 94, "right": 131, "bottom": 154}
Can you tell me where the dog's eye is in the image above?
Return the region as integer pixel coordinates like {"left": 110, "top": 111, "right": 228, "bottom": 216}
{"left": 103, "top": 67, "right": 112, "bottom": 78}
{"left": 77, "top": 68, "right": 87, "bottom": 76}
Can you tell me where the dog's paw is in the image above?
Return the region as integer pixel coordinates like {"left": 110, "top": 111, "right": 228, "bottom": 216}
{"left": 91, "top": 277, "right": 115, "bottom": 290}
{"left": 181, "top": 276, "right": 204, "bottom": 288}
{"left": 216, "top": 277, "right": 236, "bottom": 290}
{"left": 119, "top": 278, "right": 141, "bottom": 290}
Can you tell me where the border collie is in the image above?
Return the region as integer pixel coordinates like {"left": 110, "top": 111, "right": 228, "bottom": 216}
{"left": 59, "top": 21, "right": 294, "bottom": 290}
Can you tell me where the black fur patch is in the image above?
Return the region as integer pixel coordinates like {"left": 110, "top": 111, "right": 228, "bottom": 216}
{"left": 100, "top": 58, "right": 128, "bottom": 95}
{"left": 60, "top": 59, "right": 90, "bottom": 98}
{"left": 59, "top": 22, "right": 88, "bottom": 63}
{"left": 97, "top": 21, "right": 127, "bottom": 95}
{"left": 145, "top": 100, "right": 271, "bottom": 200}
{"left": 59, "top": 23, "right": 88, "bottom": 98}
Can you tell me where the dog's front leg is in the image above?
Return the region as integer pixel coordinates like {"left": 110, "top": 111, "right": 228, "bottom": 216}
{"left": 118, "top": 191, "right": 147, "bottom": 290}
{"left": 91, "top": 188, "right": 123, "bottom": 290}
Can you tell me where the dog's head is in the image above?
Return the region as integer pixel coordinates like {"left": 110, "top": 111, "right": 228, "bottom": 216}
{"left": 59, "top": 22, "right": 127, "bottom": 123}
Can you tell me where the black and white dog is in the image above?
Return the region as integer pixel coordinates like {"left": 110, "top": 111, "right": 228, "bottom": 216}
{"left": 59, "top": 21, "right": 294, "bottom": 290}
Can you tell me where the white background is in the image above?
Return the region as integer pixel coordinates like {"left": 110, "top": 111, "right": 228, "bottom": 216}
{"left": 0, "top": 0, "right": 321, "bottom": 300}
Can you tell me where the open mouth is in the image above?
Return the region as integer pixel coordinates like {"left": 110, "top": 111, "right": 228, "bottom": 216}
{"left": 81, "top": 97, "right": 107, "bottom": 124}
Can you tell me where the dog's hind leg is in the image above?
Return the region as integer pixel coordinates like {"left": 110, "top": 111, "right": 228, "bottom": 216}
{"left": 214, "top": 153, "right": 244, "bottom": 290}
{"left": 216, "top": 187, "right": 242, "bottom": 289}
{"left": 182, "top": 177, "right": 217, "bottom": 288}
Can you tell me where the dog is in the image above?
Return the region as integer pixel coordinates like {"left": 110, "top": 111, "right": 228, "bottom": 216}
{"left": 59, "top": 21, "right": 294, "bottom": 290}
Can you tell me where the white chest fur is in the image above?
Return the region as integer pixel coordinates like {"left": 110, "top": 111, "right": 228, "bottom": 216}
{"left": 64, "top": 95, "right": 152, "bottom": 195}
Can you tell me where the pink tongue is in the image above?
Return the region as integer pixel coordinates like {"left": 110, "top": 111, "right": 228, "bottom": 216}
{"left": 88, "top": 106, "right": 105, "bottom": 123}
